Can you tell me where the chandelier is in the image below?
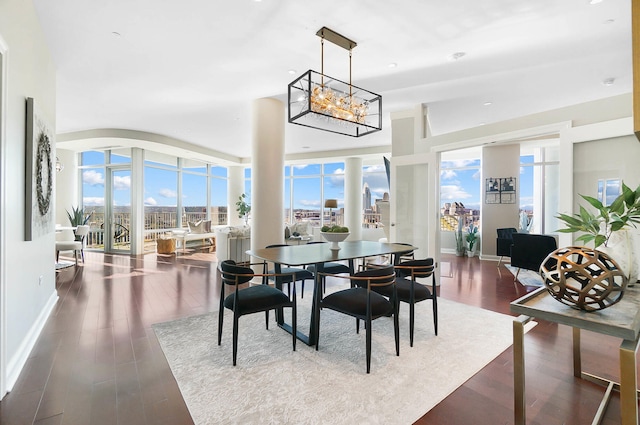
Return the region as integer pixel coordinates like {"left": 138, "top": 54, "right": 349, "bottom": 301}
{"left": 288, "top": 27, "right": 382, "bottom": 137}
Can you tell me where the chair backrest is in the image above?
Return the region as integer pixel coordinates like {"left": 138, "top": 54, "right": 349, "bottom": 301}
{"left": 394, "top": 258, "right": 435, "bottom": 279}
{"left": 497, "top": 228, "right": 517, "bottom": 239}
{"left": 220, "top": 260, "right": 254, "bottom": 286}
{"left": 75, "top": 225, "right": 90, "bottom": 238}
{"left": 351, "top": 265, "right": 396, "bottom": 289}
{"left": 56, "top": 229, "right": 75, "bottom": 242}
{"left": 511, "top": 233, "right": 558, "bottom": 272}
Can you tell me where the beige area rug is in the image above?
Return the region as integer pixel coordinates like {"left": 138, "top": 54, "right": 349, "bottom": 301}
{"left": 505, "top": 264, "right": 545, "bottom": 287}
{"left": 153, "top": 292, "right": 524, "bottom": 425}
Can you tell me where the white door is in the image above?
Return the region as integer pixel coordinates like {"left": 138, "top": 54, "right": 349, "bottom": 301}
{"left": 390, "top": 153, "right": 440, "bottom": 264}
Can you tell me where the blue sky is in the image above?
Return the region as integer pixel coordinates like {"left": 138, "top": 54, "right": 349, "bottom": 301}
{"left": 440, "top": 155, "right": 534, "bottom": 211}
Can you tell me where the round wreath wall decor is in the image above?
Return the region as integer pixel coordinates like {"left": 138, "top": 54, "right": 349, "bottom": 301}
{"left": 35, "top": 131, "right": 53, "bottom": 216}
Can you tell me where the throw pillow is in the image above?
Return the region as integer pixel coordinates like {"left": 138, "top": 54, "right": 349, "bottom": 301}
{"left": 188, "top": 220, "right": 204, "bottom": 234}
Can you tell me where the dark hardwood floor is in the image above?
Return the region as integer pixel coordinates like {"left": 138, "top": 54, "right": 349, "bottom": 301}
{"left": 0, "top": 249, "right": 636, "bottom": 424}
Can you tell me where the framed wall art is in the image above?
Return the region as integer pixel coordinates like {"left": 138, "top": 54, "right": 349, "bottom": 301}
{"left": 25, "top": 97, "right": 55, "bottom": 241}
{"left": 485, "top": 177, "right": 516, "bottom": 204}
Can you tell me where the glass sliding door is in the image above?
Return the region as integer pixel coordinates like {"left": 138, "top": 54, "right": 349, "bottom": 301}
{"left": 106, "top": 167, "right": 131, "bottom": 253}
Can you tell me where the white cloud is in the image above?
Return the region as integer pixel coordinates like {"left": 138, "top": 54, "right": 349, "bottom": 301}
{"left": 364, "top": 164, "right": 384, "bottom": 173}
{"left": 159, "top": 188, "right": 177, "bottom": 198}
{"left": 299, "top": 199, "right": 321, "bottom": 207}
{"left": 144, "top": 197, "right": 157, "bottom": 206}
{"left": 441, "top": 170, "right": 457, "bottom": 180}
{"left": 440, "top": 184, "right": 472, "bottom": 201}
{"left": 83, "top": 170, "right": 104, "bottom": 186}
{"left": 113, "top": 175, "right": 130, "bottom": 190}
{"left": 83, "top": 197, "right": 104, "bottom": 206}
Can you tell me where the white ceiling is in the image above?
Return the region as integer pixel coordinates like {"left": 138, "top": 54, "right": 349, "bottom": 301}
{"left": 34, "top": 0, "right": 632, "bottom": 159}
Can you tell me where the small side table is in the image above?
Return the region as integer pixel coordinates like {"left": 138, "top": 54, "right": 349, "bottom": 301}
{"left": 511, "top": 287, "right": 640, "bottom": 425}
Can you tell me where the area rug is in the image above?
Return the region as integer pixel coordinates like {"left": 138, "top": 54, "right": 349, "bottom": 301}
{"left": 54, "top": 260, "right": 75, "bottom": 270}
{"left": 153, "top": 294, "right": 523, "bottom": 425}
{"left": 504, "top": 264, "right": 545, "bottom": 287}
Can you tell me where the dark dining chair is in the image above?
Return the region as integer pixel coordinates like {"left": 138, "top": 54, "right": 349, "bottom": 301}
{"left": 363, "top": 258, "right": 437, "bottom": 346}
{"left": 218, "top": 260, "right": 297, "bottom": 366}
{"left": 391, "top": 259, "right": 438, "bottom": 346}
{"left": 316, "top": 265, "right": 399, "bottom": 373}
{"left": 305, "top": 241, "right": 352, "bottom": 294}
{"left": 265, "top": 244, "right": 315, "bottom": 298}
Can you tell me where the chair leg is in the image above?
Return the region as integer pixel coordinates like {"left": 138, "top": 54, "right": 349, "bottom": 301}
{"left": 315, "top": 307, "right": 321, "bottom": 351}
{"left": 292, "top": 302, "right": 297, "bottom": 352}
{"left": 74, "top": 250, "right": 78, "bottom": 265}
{"left": 265, "top": 310, "right": 269, "bottom": 330}
{"left": 394, "top": 301, "right": 400, "bottom": 356}
{"left": 81, "top": 248, "right": 85, "bottom": 263}
{"left": 217, "top": 297, "right": 225, "bottom": 345}
{"left": 232, "top": 313, "right": 239, "bottom": 366}
{"left": 366, "top": 316, "right": 372, "bottom": 374}
{"left": 409, "top": 301, "right": 415, "bottom": 347}
{"left": 497, "top": 256, "right": 503, "bottom": 267}
{"left": 301, "top": 280, "right": 305, "bottom": 299}
{"left": 433, "top": 297, "right": 438, "bottom": 336}
{"left": 514, "top": 268, "right": 521, "bottom": 282}
{"left": 56, "top": 250, "right": 60, "bottom": 263}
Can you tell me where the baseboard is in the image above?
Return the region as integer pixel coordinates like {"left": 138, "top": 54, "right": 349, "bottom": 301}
{"left": 4, "top": 290, "right": 58, "bottom": 394}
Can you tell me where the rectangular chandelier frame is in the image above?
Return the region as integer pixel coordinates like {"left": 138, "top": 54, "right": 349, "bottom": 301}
{"left": 288, "top": 70, "right": 382, "bottom": 137}
{"left": 287, "top": 27, "right": 382, "bottom": 138}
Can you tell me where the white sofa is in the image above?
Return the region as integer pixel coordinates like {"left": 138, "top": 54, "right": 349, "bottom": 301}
{"left": 214, "top": 225, "right": 251, "bottom": 262}
{"left": 171, "top": 229, "right": 216, "bottom": 252}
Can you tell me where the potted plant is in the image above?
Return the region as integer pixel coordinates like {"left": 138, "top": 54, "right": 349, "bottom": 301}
{"left": 465, "top": 223, "right": 479, "bottom": 257}
{"left": 66, "top": 206, "right": 92, "bottom": 226}
{"left": 235, "top": 193, "right": 251, "bottom": 225}
{"left": 556, "top": 182, "right": 640, "bottom": 281}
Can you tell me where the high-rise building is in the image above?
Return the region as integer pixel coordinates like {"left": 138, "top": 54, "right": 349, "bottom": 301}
{"left": 362, "top": 183, "right": 371, "bottom": 210}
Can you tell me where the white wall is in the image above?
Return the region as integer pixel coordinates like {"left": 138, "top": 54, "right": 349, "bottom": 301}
{"left": 481, "top": 144, "right": 521, "bottom": 258}
{"left": 0, "top": 0, "right": 58, "bottom": 396}
{"left": 55, "top": 148, "right": 78, "bottom": 225}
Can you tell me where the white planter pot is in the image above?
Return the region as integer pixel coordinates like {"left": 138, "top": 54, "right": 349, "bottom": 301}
{"left": 600, "top": 229, "right": 639, "bottom": 285}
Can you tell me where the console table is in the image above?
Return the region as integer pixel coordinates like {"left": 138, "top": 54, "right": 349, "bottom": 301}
{"left": 511, "top": 286, "right": 640, "bottom": 425}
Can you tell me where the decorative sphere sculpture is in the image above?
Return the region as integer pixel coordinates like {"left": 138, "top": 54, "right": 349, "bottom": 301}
{"left": 539, "top": 246, "right": 628, "bottom": 312}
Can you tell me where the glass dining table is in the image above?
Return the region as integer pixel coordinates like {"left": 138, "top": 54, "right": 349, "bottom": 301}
{"left": 247, "top": 240, "right": 416, "bottom": 346}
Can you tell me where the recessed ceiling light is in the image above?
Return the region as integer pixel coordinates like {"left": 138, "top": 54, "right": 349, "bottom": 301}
{"left": 112, "top": 31, "right": 121, "bottom": 37}
{"left": 388, "top": 63, "right": 397, "bottom": 68}
{"left": 302, "top": 146, "right": 310, "bottom": 149}
{"left": 479, "top": 122, "right": 486, "bottom": 126}
{"left": 589, "top": 0, "right": 603, "bottom": 4}
{"left": 448, "top": 52, "right": 466, "bottom": 61}
{"left": 288, "top": 69, "right": 296, "bottom": 75}
{"left": 602, "top": 77, "right": 615, "bottom": 86}
{"left": 483, "top": 101, "right": 493, "bottom": 106}
{"left": 603, "top": 19, "right": 615, "bottom": 24}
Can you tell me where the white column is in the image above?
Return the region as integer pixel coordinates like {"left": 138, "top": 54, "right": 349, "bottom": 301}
{"left": 345, "top": 157, "right": 362, "bottom": 240}
{"left": 251, "top": 98, "right": 284, "bottom": 251}
{"left": 228, "top": 166, "right": 244, "bottom": 226}
{"left": 130, "top": 148, "right": 144, "bottom": 255}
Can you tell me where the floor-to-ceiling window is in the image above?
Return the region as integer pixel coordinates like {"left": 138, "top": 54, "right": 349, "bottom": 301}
{"left": 362, "top": 161, "right": 390, "bottom": 228}
{"left": 210, "top": 166, "right": 228, "bottom": 225}
{"left": 80, "top": 150, "right": 106, "bottom": 250}
{"left": 282, "top": 162, "right": 345, "bottom": 227}
{"left": 519, "top": 143, "right": 559, "bottom": 234}
{"left": 439, "top": 154, "right": 481, "bottom": 232}
{"left": 143, "top": 152, "right": 178, "bottom": 251}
